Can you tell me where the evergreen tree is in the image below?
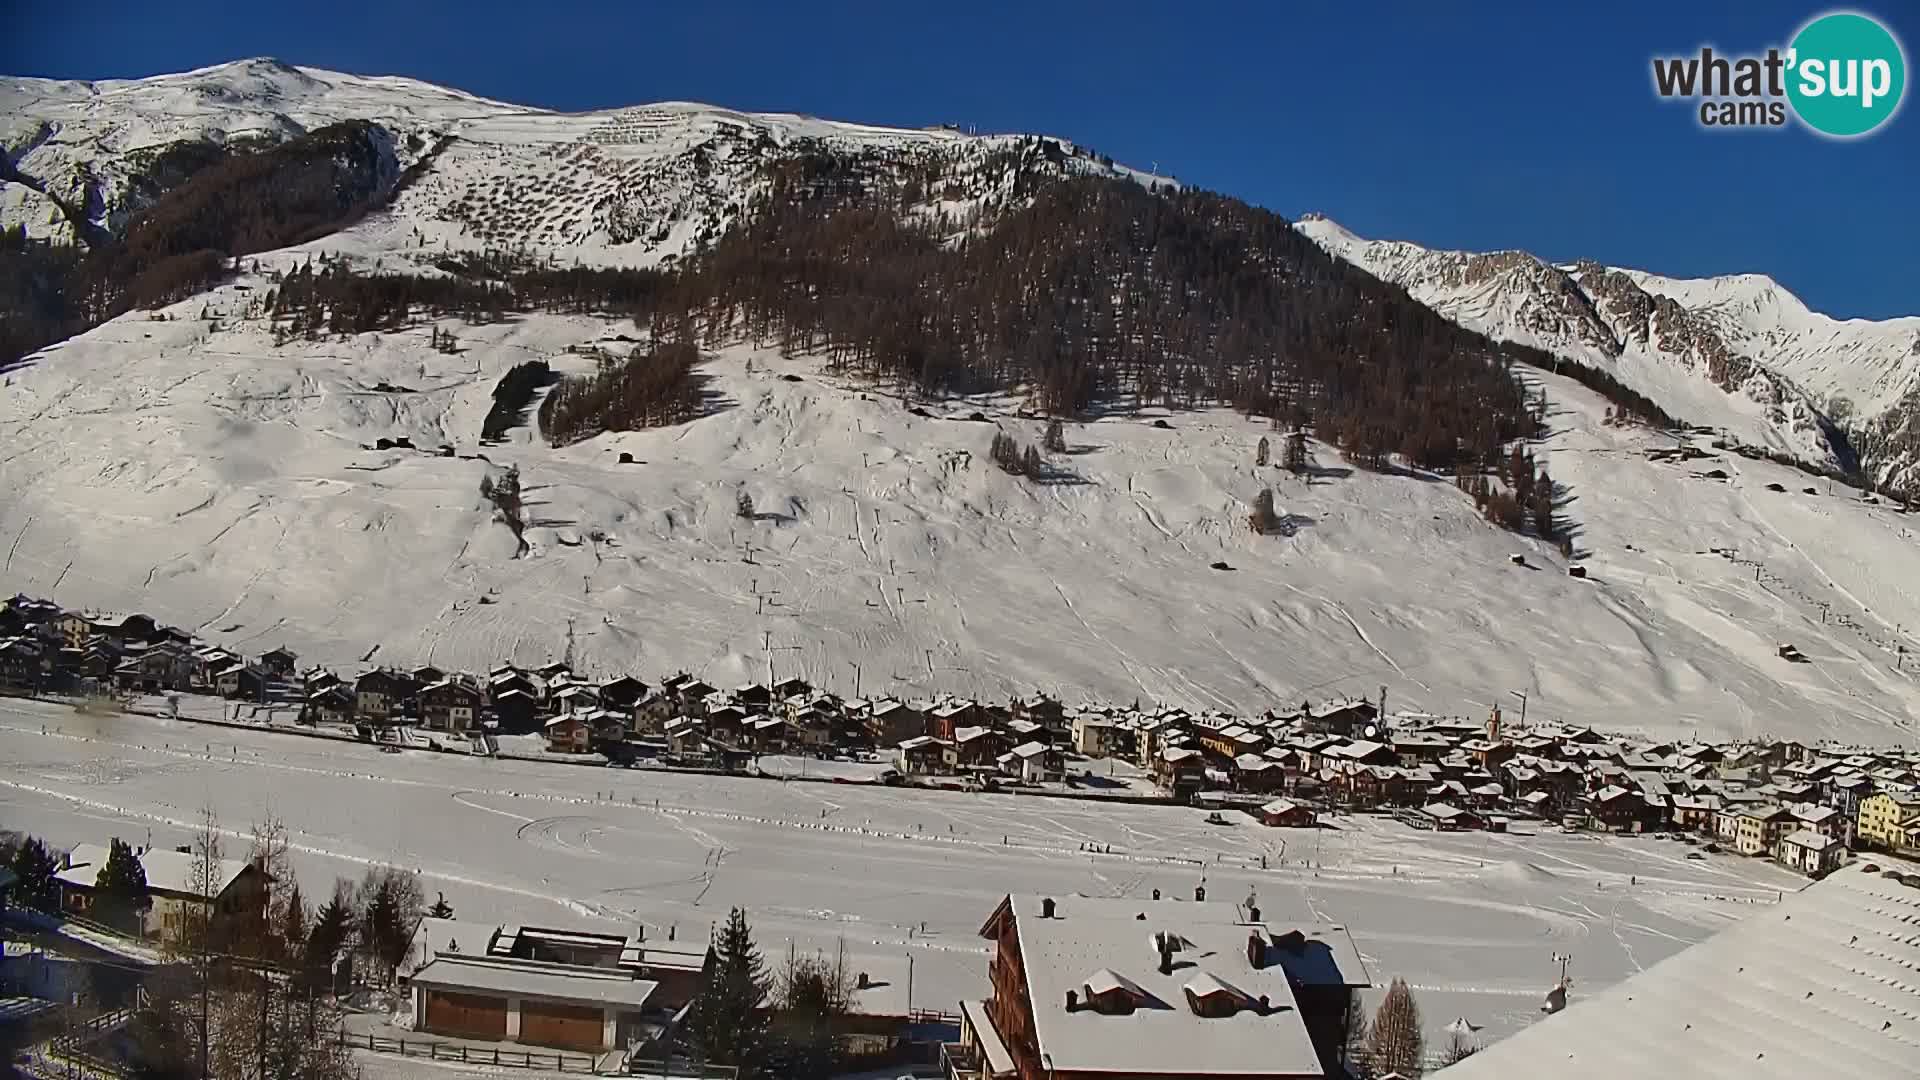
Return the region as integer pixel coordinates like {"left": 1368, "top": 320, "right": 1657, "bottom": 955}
{"left": 94, "top": 838, "right": 151, "bottom": 935}
{"left": 279, "top": 880, "right": 308, "bottom": 950}
{"left": 1283, "top": 430, "right": 1308, "bottom": 474}
{"left": 990, "top": 431, "right": 1023, "bottom": 475}
{"left": 688, "top": 907, "right": 770, "bottom": 1072}
{"left": 1344, "top": 993, "right": 1371, "bottom": 1075}
{"left": 7, "top": 835, "right": 59, "bottom": 912}
{"left": 305, "top": 886, "right": 354, "bottom": 981}
{"left": 1249, "top": 488, "right": 1279, "bottom": 535}
{"left": 1368, "top": 977, "right": 1424, "bottom": 1078}
{"left": 427, "top": 892, "right": 454, "bottom": 919}
{"left": 1022, "top": 445, "right": 1043, "bottom": 479}
{"left": 1044, "top": 418, "right": 1067, "bottom": 454}
{"left": 355, "top": 866, "right": 422, "bottom": 983}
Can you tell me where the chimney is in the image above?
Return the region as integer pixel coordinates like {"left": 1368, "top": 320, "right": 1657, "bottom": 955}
{"left": 1248, "top": 905, "right": 1261, "bottom": 924}
{"left": 1157, "top": 935, "right": 1175, "bottom": 976}
{"left": 857, "top": 972, "right": 871, "bottom": 990}
{"left": 1247, "top": 931, "right": 1265, "bottom": 970}
{"left": 1257, "top": 994, "right": 1271, "bottom": 1014}
{"left": 1065, "top": 989, "right": 1079, "bottom": 1012}
{"left": 1195, "top": 884, "right": 1206, "bottom": 902}
{"left": 1151, "top": 888, "right": 1162, "bottom": 901}
{"left": 637, "top": 925, "right": 646, "bottom": 941}
{"left": 1041, "top": 897, "right": 1056, "bottom": 919}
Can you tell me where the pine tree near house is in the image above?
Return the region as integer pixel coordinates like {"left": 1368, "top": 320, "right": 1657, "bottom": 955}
{"left": 1343, "top": 993, "right": 1371, "bottom": 1075}
{"left": 279, "top": 880, "right": 308, "bottom": 951}
{"left": 94, "top": 838, "right": 151, "bottom": 935}
{"left": 1368, "top": 977, "right": 1425, "bottom": 1078}
{"left": 688, "top": 907, "right": 771, "bottom": 1073}
{"left": 7, "top": 835, "right": 59, "bottom": 912}
{"left": 304, "top": 885, "right": 354, "bottom": 986}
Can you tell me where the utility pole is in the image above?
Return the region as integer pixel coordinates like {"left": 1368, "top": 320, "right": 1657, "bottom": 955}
{"left": 1510, "top": 689, "right": 1528, "bottom": 728}
{"left": 848, "top": 661, "right": 862, "bottom": 699}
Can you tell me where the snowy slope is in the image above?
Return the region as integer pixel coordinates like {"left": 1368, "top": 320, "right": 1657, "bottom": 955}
{"left": 4, "top": 257, "right": 1919, "bottom": 745}
{"left": 0, "top": 58, "right": 1166, "bottom": 264}
{"left": 1295, "top": 216, "right": 1920, "bottom": 490}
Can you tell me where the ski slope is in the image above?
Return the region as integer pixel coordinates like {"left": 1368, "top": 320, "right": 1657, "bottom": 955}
{"left": 4, "top": 262, "right": 1919, "bottom": 745}
{"left": 0, "top": 697, "right": 1808, "bottom": 1050}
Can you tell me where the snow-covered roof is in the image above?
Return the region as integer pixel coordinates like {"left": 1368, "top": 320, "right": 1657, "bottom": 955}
{"left": 409, "top": 954, "right": 658, "bottom": 1009}
{"left": 56, "top": 842, "right": 255, "bottom": 900}
{"left": 1002, "top": 896, "right": 1328, "bottom": 1076}
{"left": 1779, "top": 828, "right": 1840, "bottom": 852}
{"left": 1441, "top": 865, "right": 1920, "bottom": 1080}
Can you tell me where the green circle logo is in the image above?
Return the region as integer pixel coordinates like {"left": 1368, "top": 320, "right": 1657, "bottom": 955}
{"left": 1787, "top": 12, "right": 1906, "bottom": 137}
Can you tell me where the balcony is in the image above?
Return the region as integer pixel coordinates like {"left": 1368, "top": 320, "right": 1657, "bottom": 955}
{"left": 941, "top": 1041, "right": 985, "bottom": 1080}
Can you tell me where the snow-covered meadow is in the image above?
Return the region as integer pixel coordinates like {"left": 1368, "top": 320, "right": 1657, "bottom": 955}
{"left": 0, "top": 698, "right": 1807, "bottom": 1049}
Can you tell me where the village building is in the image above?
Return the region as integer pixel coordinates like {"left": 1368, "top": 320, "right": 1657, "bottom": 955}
{"left": 1731, "top": 805, "right": 1796, "bottom": 857}
{"left": 55, "top": 842, "right": 267, "bottom": 942}
{"left": 304, "top": 683, "right": 355, "bottom": 726}
{"left": 1006, "top": 740, "right": 1061, "bottom": 785}
{"left": 898, "top": 735, "right": 955, "bottom": 776}
{"left": 1072, "top": 713, "right": 1130, "bottom": 758}
{"left": 1154, "top": 746, "right": 1206, "bottom": 798}
{"left": 410, "top": 953, "right": 658, "bottom": 1052}
{"left": 1858, "top": 792, "right": 1920, "bottom": 851}
{"left": 1775, "top": 829, "right": 1845, "bottom": 876}
{"left": 544, "top": 712, "right": 592, "bottom": 754}
{"left": 355, "top": 669, "right": 416, "bottom": 722}
{"left": 421, "top": 679, "right": 484, "bottom": 732}
{"left": 1257, "top": 799, "right": 1317, "bottom": 828}
{"left": 952, "top": 893, "right": 1369, "bottom": 1080}
{"left": 954, "top": 726, "right": 1004, "bottom": 768}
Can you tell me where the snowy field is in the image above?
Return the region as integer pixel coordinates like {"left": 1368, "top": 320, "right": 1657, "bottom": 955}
{"left": 4, "top": 265, "right": 1920, "bottom": 745}
{"left": 0, "top": 698, "right": 1807, "bottom": 1050}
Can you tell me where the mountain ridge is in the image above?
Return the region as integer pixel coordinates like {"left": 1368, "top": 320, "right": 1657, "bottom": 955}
{"left": 1293, "top": 214, "right": 1920, "bottom": 493}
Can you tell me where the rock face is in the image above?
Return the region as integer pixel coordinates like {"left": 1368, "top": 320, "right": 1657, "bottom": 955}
{"left": 1296, "top": 215, "right": 1918, "bottom": 491}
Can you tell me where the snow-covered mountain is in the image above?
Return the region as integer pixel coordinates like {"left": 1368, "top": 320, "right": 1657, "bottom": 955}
{"left": 1294, "top": 215, "right": 1920, "bottom": 491}
{"left": 4, "top": 60, "right": 1919, "bottom": 747}
{"left": 0, "top": 57, "right": 1165, "bottom": 261}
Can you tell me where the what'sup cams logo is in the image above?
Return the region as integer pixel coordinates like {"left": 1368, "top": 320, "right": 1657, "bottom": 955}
{"left": 1652, "top": 10, "right": 1906, "bottom": 137}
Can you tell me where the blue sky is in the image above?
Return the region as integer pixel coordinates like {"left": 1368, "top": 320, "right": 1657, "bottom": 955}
{"left": 8, "top": 2, "right": 1916, "bottom": 319}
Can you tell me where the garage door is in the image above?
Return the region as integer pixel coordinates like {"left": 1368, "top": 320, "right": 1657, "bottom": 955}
{"left": 423, "top": 990, "right": 507, "bottom": 1040}
{"left": 519, "top": 1000, "right": 604, "bottom": 1051}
